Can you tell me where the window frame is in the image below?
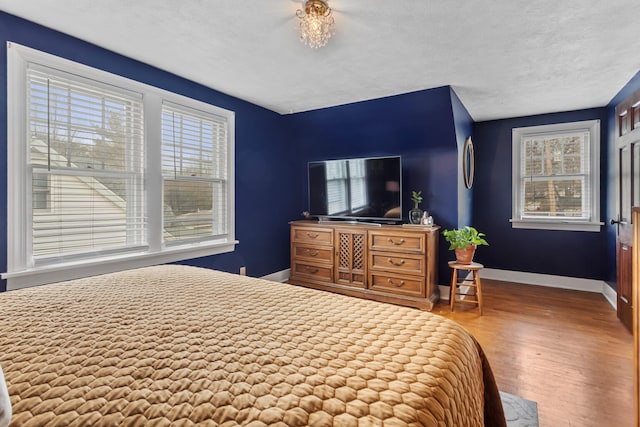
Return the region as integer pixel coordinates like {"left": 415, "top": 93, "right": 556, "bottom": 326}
{"left": 511, "top": 120, "right": 602, "bottom": 232}
{"left": 26, "top": 65, "right": 147, "bottom": 263}
{"left": 161, "top": 101, "right": 230, "bottom": 245}
{"left": 4, "top": 42, "right": 236, "bottom": 290}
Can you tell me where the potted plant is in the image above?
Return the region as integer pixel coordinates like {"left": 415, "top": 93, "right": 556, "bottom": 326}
{"left": 442, "top": 226, "right": 488, "bottom": 264}
{"left": 409, "top": 190, "right": 423, "bottom": 224}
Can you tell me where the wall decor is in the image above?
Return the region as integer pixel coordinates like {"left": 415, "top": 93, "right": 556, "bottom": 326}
{"left": 463, "top": 136, "right": 475, "bottom": 189}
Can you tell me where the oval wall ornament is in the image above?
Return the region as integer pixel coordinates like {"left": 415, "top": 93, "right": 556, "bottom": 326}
{"left": 463, "top": 136, "right": 475, "bottom": 189}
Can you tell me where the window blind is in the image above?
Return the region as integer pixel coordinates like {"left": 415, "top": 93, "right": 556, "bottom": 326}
{"left": 6, "top": 43, "right": 236, "bottom": 288}
{"left": 27, "top": 67, "right": 145, "bottom": 261}
{"left": 161, "top": 103, "right": 228, "bottom": 243}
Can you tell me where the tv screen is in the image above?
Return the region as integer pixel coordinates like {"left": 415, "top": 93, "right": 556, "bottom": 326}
{"left": 308, "top": 156, "right": 402, "bottom": 222}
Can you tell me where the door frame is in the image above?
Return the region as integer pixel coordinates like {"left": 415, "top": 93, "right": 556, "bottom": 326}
{"left": 633, "top": 208, "right": 640, "bottom": 427}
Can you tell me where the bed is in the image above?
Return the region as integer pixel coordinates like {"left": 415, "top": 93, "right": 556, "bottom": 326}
{"left": 0, "top": 265, "right": 506, "bottom": 426}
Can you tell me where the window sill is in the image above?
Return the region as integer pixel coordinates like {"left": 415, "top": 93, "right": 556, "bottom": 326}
{"left": 2, "top": 239, "right": 239, "bottom": 291}
{"left": 510, "top": 219, "right": 603, "bottom": 232}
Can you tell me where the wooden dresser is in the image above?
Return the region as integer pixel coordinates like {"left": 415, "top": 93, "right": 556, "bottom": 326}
{"left": 289, "top": 220, "right": 439, "bottom": 310}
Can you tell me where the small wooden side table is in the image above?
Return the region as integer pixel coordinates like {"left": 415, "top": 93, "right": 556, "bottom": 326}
{"left": 448, "top": 261, "right": 484, "bottom": 315}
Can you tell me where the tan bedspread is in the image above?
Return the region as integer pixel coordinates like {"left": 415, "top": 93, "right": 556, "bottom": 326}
{"left": 0, "top": 265, "right": 506, "bottom": 426}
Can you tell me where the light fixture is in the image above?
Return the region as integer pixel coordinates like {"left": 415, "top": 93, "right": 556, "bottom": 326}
{"left": 296, "top": 0, "right": 335, "bottom": 49}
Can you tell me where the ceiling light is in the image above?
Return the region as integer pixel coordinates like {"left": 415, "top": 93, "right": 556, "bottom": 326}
{"left": 296, "top": 0, "right": 335, "bottom": 49}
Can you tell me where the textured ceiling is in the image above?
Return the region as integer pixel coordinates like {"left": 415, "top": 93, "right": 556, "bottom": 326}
{"left": 1, "top": 0, "right": 639, "bottom": 121}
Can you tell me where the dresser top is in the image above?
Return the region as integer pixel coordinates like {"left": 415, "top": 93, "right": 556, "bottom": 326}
{"left": 289, "top": 220, "right": 440, "bottom": 233}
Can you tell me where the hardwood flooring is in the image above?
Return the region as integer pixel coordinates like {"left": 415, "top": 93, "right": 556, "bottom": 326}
{"left": 432, "top": 279, "right": 633, "bottom": 427}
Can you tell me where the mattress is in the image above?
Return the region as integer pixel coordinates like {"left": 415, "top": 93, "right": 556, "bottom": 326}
{"left": 0, "top": 265, "right": 506, "bottom": 426}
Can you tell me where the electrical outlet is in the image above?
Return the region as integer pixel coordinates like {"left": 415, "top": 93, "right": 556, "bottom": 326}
{"left": 239, "top": 266, "right": 246, "bottom": 276}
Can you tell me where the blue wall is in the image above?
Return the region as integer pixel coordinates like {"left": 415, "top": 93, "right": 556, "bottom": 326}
{"left": 605, "top": 70, "right": 640, "bottom": 287}
{"left": 4, "top": 11, "right": 634, "bottom": 293}
{"left": 288, "top": 87, "right": 461, "bottom": 284}
{"left": 450, "top": 88, "right": 474, "bottom": 227}
{"left": 472, "top": 108, "right": 609, "bottom": 280}
{"left": 0, "top": 12, "right": 300, "bottom": 291}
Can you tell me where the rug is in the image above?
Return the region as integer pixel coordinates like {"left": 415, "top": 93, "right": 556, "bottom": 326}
{"left": 500, "top": 391, "right": 539, "bottom": 427}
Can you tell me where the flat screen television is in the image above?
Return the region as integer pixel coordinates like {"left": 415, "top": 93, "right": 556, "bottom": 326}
{"left": 308, "top": 156, "right": 402, "bottom": 223}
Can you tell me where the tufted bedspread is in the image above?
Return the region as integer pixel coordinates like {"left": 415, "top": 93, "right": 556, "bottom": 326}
{"left": 0, "top": 265, "right": 506, "bottom": 426}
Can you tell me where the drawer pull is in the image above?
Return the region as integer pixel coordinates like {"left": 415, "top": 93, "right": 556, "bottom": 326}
{"left": 387, "top": 278, "right": 405, "bottom": 287}
{"left": 387, "top": 258, "right": 405, "bottom": 266}
{"left": 304, "top": 266, "right": 319, "bottom": 274}
{"left": 387, "top": 237, "right": 405, "bottom": 245}
{"left": 305, "top": 249, "right": 319, "bottom": 257}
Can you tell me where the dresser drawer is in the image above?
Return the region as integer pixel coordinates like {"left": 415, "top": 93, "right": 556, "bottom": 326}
{"left": 368, "top": 231, "right": 424, "bottom": 254}
{"left": 291, "top": 261, "right": 333, "bottom": 282}
{"left": 291, "top": 226, "right": 334, "bottom": 246}
{"left": 369, "top": 251, "right": 425, "bottom": 275}
{"left": 369, "top": 272, "right": 424, "bottom": 297}
{"left": 292, "top": 244, "right": 334, "bottom": 264}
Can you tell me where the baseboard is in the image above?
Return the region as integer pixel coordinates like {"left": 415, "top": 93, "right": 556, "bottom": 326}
{"left": 601, "top": 283, "right": 617, "bottom": 310}
{"left": 261, "top": 268, "right": 290, "bottom": 283}
{"left": 264, "top": 268, "right": 617, "bottom": 310}
{"left": 482, "top": 268, "right": 616, "bottom": 310}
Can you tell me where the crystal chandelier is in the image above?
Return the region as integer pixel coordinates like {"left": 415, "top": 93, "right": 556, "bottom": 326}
{"left": 296, "top": 0, "right": 335, "bottom": 49}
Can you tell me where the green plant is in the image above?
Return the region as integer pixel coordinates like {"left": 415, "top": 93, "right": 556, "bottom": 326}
{"left": 442, "top": 226, "right": 489, "bottom": 250}
{"left": 411, "top": 191, "right": 423, "bottom": 208}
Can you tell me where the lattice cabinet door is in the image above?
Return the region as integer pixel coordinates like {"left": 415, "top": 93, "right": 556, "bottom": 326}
{"left": 334, "top": 229, "right": 367, "bottom": 288}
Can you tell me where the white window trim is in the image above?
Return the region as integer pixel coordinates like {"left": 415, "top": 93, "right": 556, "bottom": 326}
{"left": 3, "top": 42, "right": 237, "bottom": 290}
{"left": 511, "top": 120, "right": 603, "bottom": 232}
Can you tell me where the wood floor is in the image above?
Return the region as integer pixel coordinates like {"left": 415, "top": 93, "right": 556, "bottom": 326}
{"left": 432, "top": 279, "right": 633, "bottom": 427}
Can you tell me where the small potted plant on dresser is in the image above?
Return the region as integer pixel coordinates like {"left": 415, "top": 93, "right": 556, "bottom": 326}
{"left": 409, "top": 190, "right": 423, "bottom": 224}
{"left": 442, "top": 226, "right": 488, "bottom": 264}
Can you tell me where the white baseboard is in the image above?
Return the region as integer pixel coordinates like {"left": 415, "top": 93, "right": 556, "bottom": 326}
{"left": 601, "top": 282, "right": 617, "bottom": 309}
{"left": 263, "top": 267, "right": 617, "bottom": 310}
{"left": 481, "top": 268, "right": 603, "bottom": 292}
{"left": 481, "top": 268, "right": 616, "bottom": 310}
{"left": 261, "top": 268, "right": 290, "bottom": 283}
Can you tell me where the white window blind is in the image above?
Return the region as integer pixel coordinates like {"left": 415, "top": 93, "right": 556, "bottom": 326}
{"left": 161, "top": 103, "right": 228, "bottom": 243}
{"left": 27, "top": 67, "right": 145, "bottom": 262}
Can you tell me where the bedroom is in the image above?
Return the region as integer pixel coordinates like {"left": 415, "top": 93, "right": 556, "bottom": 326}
{"left": 0, "top": 1, "right": 638, "bottom": 426}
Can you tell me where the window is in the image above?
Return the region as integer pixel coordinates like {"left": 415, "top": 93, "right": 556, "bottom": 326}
{"left": 4, "top": 43, "right": 235, "bottom": 289}
{"left": 511, "top": 120, "right": 602, "bottom": 232}
{"left": 161, "top": 103, "right": 228, "bottom": 242}
{"left": 27, "top": 66, "right": 145, "bottom": 261}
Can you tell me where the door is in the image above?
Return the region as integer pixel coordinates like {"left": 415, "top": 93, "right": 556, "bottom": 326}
{"left": 615, "top": 142, "right": 634, "bottom": 331}
{"left": 614, "top": 97, "right": 640, "bottom": 332}
{"left": 334, "top": 228, "right": 367, "bottom": 288}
